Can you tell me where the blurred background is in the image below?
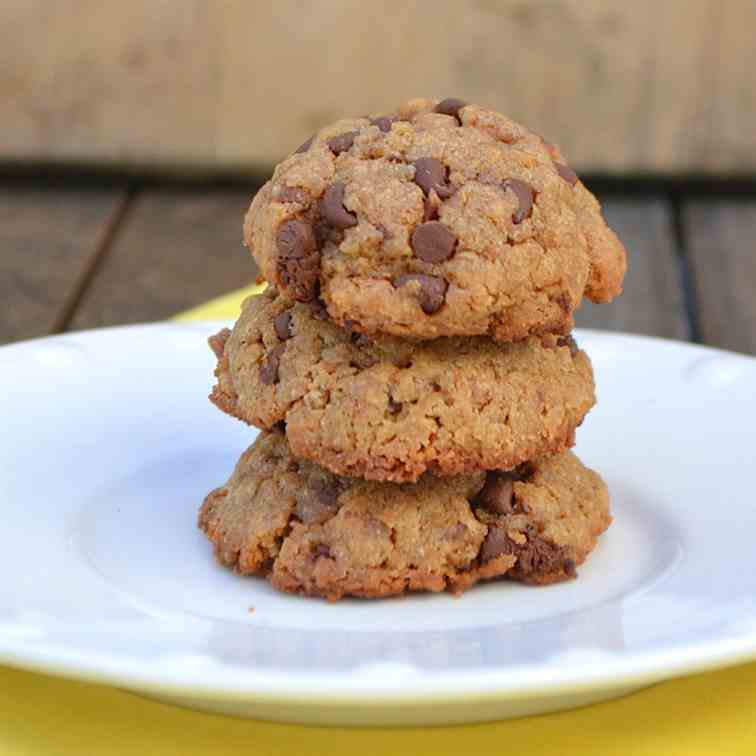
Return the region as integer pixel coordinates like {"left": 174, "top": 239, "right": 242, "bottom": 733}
{"left": 2, "top": 0, "right": 755, "bottom": 352}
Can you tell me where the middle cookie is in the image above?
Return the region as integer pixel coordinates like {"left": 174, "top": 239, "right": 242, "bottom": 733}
{"left": 210, "top": 288, "right": 596, "bottom": 483}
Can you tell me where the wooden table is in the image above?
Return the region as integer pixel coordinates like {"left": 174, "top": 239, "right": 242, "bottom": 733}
{"left": 2, "top": 178, "right": 755, "bottom": 356}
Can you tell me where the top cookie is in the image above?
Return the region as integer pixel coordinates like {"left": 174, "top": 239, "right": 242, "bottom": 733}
{"left": 244, "top": 97, "right": 626, "bottom": 342}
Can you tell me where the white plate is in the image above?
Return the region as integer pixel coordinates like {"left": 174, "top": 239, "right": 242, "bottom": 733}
{"left": 2, "top": 323, "right": 756, "bottom": 727}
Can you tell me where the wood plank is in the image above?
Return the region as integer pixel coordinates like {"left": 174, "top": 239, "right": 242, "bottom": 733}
{"left": 3, "top": 1, "right": 756, "bottom": 175}
{"left": 575, "top": 197, "right": 689, "bottom": 340}
{"left": 0, "top": 185, "right": 126, "bottom": 344}
{"left": 683, "top": 200, "right": 756, "bottom": 355}
{"left": 1, "top": 1, "right": 219, "bottom": 165}
{"left": 68, "top": 188, "right": 259, "bottom": 329}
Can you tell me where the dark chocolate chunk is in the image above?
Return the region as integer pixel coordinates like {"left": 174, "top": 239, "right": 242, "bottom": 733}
{"left": 387, "top": 397, "right": 402, "bottom": 414}
{"left": 509, "top": 531, "right": 576, "bottom": 582}
{"left": 555, "top": 162, "right": 578, "bottom": 186}
{"left": 259, "top": 343, "right": 286, "bottom": 385}
{"left": 273, "top": 310, "right": 293, "bottom": 341}
{"left": 298, "top": 478, "right": 342, "bottom": 525}
{"left": 327, "top": 131, "right": 359, "bottom": 155}
{"left": 320, "top": 183, "right": 357, "bottom": 229}
{"left": 474, "top": 472, "right": 516, "bottom": 515}
{"left": 503, "top": 178, "right": 535, "bottom": 223}
{"left": 411, "top": 221, "right": 457, "bottom": 263}
{"left": 394, "top": 274, "right": 448, "bottom": 315}
{"left": 413, "top": 157, "right": 455, "bottom": 199}
{"left": 481, "top": 525, "right": 576, "bottom": 581}
{"left": 435, "top": 98, "right": 467, "bottom": 122}
{"left": 347, "top": 326, "right": 372, "bottom": 349}
{"left": 276, "top": 220, "right": 319, "bottom": 302}
{"left": 480, "top": 526, "right": 512, "bottom": 563}
{"left": 370, "top": 116, "right": 396, "bottom": 133}
{"left": 312, "top": 478, "right": 341, "bottom": 508}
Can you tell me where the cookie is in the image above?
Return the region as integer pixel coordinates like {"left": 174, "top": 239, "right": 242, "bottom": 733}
{"left": 209, "top": 288, "right": 596, "bottom": 483}
{"left": 198, "top": 431, "right": 611, "bottom": 601}
{"left": 244, "top": 97, "right": 626, "bottom": 342}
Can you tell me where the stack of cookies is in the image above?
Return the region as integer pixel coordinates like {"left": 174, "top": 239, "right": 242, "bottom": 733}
{"left": 199, "top": 98, "right": 627, "bottom": 601}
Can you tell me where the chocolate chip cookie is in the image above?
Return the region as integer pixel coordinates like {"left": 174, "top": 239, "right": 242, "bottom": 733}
{"left": 209, "top": 288, "right": 596, "bottom": 483}
{"left": 198, "top": 431, "right": 611, "bottom": 601}
{"left": 244, "top": 97, "right": 626, "bottom": 342}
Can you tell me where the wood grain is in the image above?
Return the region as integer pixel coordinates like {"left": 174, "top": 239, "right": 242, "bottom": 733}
{"left": 683, "top": 200, "right": 756, "bottom": 355}
{"left": 0, "top": 185, "right": 126, "bottom": 344}
{"left": 2, "top": 1, "right": 755, "bottom": 174}
{"left": 1, "top": 1, "right": 219, "bottom": 165}
{"left": 68, "top": 188, "right": 259, "bottom": 330}
{"left": 575, "top": 197, "right": 689, "bottom": 340}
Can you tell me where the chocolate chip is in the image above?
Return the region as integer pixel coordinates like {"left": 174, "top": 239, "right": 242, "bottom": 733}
{"left": 273, "top": 310, "right": 293, "bottom": 341}
{"left": 474, "top": 472, "right": 516, "bottom": 515}
{"left": 387, "top": 397, "right": 402, "bottom": 414}
{"left": 413, "top": 157, "right": 456, "bottom": 199}
{"left": 276, "top": 220, "right": 319, "bottom": 302}
{"left": 435, "top": 98, "right": 467, "bottom": 122}
{"left": 259, "top": 343, "right": 286, "bottom": 385}
{"left": 480, "top": 526, "right": 512, "bottom": 563}
{"left": 503, "top": 178, "right": 535, "bottom": 223}
{"left": 557, "top": 335, "right": 579, "bottom": 357}
{"left": 370, "top": 116, "right": 396, "bottom": 132}
{"left": 276, "top": 186, "right": 309, "bottom": 204}
{"left": 319, "top": 183, "right": 357, "bottom": 229}
{"left": 327, "top": 131, "right": 359, "bottom": 155}
{"left": 295, "top": 135, "right": 314, "bottom": 154}
{"left": 314, "top": 543, "right": 332, "bottom": 558}
{"left": 411, "top": 221, "right": 457, "bottom": 263}
{"left": 555, "top": 162, "right": 578, "bottom": 186}
{"left": 312, "top": 216, "right": 342, "bottom": 248}
{"left": 207, "top": 328, "right": 231, "bottom": 359}
{"left": 298, "top": 478, "right": 342, "bottom": 525}
{"left": 394, "top": 274, "right": 448, "bottom": 315}
{"left": 312, "top": 478, "right": 341, "bottom": 508}
{"left": 509, "top": 529, "right": 576, "bottom": 582}
{"left": 348, "top": 328, "right": 372, "bottom": 349}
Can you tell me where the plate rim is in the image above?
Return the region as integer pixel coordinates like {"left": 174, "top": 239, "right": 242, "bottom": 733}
{"left": 2, "top": 322, "right": 756, "bottom": 705}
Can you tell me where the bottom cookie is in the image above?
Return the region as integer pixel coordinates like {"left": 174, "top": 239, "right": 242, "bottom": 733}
{"left": 198, "top": 432, "right": 610, "bottom": 601}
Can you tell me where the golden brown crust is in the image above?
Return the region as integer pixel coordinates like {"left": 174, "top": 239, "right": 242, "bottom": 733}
{"left": 244, "top": 97, "right": 626, "bottom": 342}
{"left": 198, "top": 432, "right": 611, "bottom": 601}
{"left": 208, "top": 289, "right": 596, "bottom": 483}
